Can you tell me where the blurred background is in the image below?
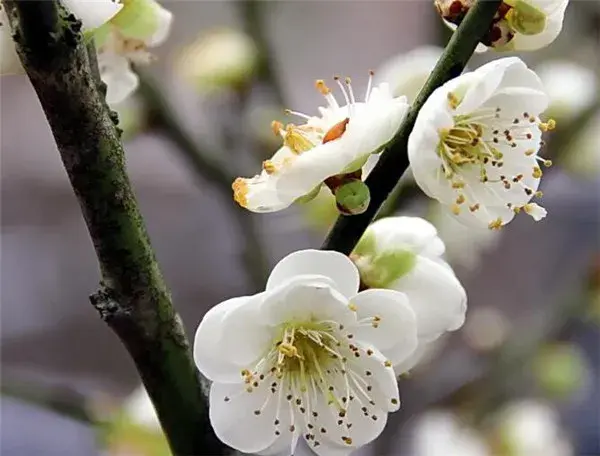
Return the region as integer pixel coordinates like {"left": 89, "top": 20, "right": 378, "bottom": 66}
{"left": 1, "top": 1, "right": 598, "bottom": 455}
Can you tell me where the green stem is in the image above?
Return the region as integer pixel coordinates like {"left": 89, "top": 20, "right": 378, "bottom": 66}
{"left": 321, "top": 0, "right": 502, "bottom": 255}
{"left": 2, "top": 1, "right": 227, "bottom": 454}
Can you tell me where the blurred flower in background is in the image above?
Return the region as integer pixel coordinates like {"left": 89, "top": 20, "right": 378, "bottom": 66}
{"left": 112, "top": 95, "right": 148, "bottom": 141}
{"left": 493, "top": 400, "right": 574, "bottom": 456}
{"left": 376, "top": 46, "right": 443, "bottom": 102}
{"left": 411, "top": 411, "right": 488, "bottom": 456}
{"left": 429, "top": 203, "right": 501, "bottom": 270}
{"left": 94, "top": 0, "right": 173, "bottom": 104}
{"left": 535, "top": 60, "right": 597, "bottom": 121}
{"left": 533, "top": 343, "right": 590, "bottom": 400}
{"left": 0, "top": 0, "right": 122, "bottom": 74}
{"left": 561, "top": 111, "right": 600, "bottom": 178}
{"left": 101, "top": 385, "right": 169, "bottom": 456}
{"left": 176, "top": 29, "right": 259, "bottom": 95}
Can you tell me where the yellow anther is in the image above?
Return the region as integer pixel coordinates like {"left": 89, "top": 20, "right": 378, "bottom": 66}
{"left": 232, "top": 178, "right": 248, "bottom": 208}
{"left": 342, "top": 437, "right": 353, "bottom": 445}
{"left": 284, "top": 125, "right": 314, "bottom": 154}
{"left": 348, "top": 303, "right": 358, "bottom": 312}
{"left": 271, "top": 120, "right": 284, "bottom": 136}
{"left": 344, "top": 76, "right": 352, "bottom": 85}
{"left": 384, "top": 360, "right": 392, "bottom": 368}
{"left": 469, "top": 203, "right": 480, "bottom": 212}
{"left": 278, "top": 342, "right": 299, "bottom": 358}
{"left": 513, "top": 206, "right": 522, "bottom": 214}
{"left": 543, "top": 159, "right": 553, "bottom": 167}
{"left": 535, "top": 191, "right": 543, "bottom": 198}
{"left": 488, "top": 218, "right": 503, "bottom": 230}
{"left": 452, "top": 181, "right": 465, "bottom": 189}
{"left": 539, "top": 118, "right": 556, "bottom": 131}
{"left": 524, "top": 148, "right": 535, "bottom": 156}
{"left": 532, "top": 166, "right": 542, "bottom": 179}
{"left": 262, "top": 160, "right": 277, "bottom": 174}
{"left": 456, "top": 194, "right": 466, "bottom": 205}
{"left": 451, "top": 204, "right": 461, "bottom": 215}
{"left": 315, "top": 79, "right": 331, "bottom": 95}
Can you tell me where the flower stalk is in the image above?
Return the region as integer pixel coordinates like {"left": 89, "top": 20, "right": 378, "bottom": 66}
{"left": 322, "top": 0, "right": 503, "bottom": 255}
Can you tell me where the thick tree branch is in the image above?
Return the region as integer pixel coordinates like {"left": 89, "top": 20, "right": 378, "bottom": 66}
{"left": 3, "top": 1, "right": 227, "bottom": 454}
{"left": 322, "top": 0, "right": 502, "bottom": 254}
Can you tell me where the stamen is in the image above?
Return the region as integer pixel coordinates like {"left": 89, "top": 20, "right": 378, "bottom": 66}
{"left": 365, "top": 70, "right": 374, "bottom": 103}
{"left": 345, "top": 77, "right": 357, "bottom": 106}
{"left": 285, "top": 109, "right": 312, "bottom": 121}
{"left": 333, "top": 76, "right": 351, "bottom": 108}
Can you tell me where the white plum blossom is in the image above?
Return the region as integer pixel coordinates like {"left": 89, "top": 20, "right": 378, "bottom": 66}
{"left": 408, "top": 57, "right": 553, "bottom": 230}
{"left": 436, "top": 0, "right": 570, "bottom": 52}
{"left": 496, "top": 400, "right": 573, "bottom": 456}
{"left": 0, "top": 0, "right": 123, "bottom": 75}
{"left": 535, "top": 60, "right": 598, "bottom": 120}
{"left": 376, "top": 46, "right": 443, "bottom": 102}
{"left": 233, "top": 74, "right": 409, "bottom": 214}
{"left": 176, "top": 28, "right": 259, "bottom": 93}
{"left": 194, "top": 249, "right": 419, "bottom": 456}
{"left": 352, "top": 216, "right": 467, "bottom": 373}
{"left": 93, "top": 0, "right": 173, "bottom": 104}
{"left": 410, "top": 411, "right": 489, "bottom": 456}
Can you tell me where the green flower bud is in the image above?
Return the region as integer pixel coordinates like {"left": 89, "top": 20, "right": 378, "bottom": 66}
{"left": 334, "top": 180, "right": 370, "bottom": 215}
{"left": 110, "top": 0, "right": 162, "bottom": 40}
{"left": 359, "top": 250, "right": 417, "bottom": 289}
{"left": 506, "top": 0, "right": 547, "bottom": 36}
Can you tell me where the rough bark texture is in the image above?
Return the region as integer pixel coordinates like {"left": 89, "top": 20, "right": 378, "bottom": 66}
{"left": 2, "top": 1, "right": 227, "bottom": 454}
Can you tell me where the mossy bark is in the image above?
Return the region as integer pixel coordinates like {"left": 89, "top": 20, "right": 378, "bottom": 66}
{"left": 2, "top": 1, "right": 228, "bottom": 454}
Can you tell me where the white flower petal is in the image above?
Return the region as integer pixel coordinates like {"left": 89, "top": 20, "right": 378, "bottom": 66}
{"left": 194, "top": 295, "right": 260, "bottom": 382}
{"left": 147, "top": 1, "right": 173, "bottom": 46}
{"left": 98, "top": 52, "right": 139, "bottom": 104}
{"left": 392, "top": 256, "right": 467, "bottom": 342}
{"left": 63, "top": 0, "right": 123, "bottom": 31}
{"left": 266, "top": 249, "right": 360, "bottom": 299}
{"left": 219, "top": 293, "right": 274, "bottom": 367}
{"left": 509, "top": 0, "right": 569, "bottom": 51}
{"left": 393, "top": 342, "right": 430, "bottom": 374}
{"left": 367, "top": 216, "right": 445, "bottom": 258}
{"left": 352, "top": 289, "right": 418, "bottom": 365}
{"left": 260, "top": 276, "right": 358, "bottom": 328}
{"left": 209, "top": 381, "right": 281, "bottom": 454}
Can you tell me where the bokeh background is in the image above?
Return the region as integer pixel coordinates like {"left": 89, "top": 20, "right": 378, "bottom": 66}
{"left": 1, "top": 1, "right": 599, "bottom": 455}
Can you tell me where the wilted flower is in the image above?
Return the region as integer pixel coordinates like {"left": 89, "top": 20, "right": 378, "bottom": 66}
{"left": 232, "top": 74, "right": 409, "bottom": 214}
{"left": 408, "top": 57, "right": 552, "bottom": 229}
{"left": 535, "top": 60, "right": 598, "bottom": 120}
{"left": 176, "top": 29, "right": 258, "bottom": 93}
{"left": 194, "top": 249, "right": 419, "bottom": 455}
{"left": 376, "top": 46, "right": 443, "bottom": 102}
{"left": 436, "top": 0, "right": 570, "bottom": 52}
{"left": 352, "top": 216, "right": 467, "bottom": 372}
{"left": 0, "top": 0, "right": 122, "bottom": 74}
{"left": 93, "top": 0, "right": 173, "bottom": 104}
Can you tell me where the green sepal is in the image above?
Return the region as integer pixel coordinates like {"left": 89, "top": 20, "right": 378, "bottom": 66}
{"left": 506, "top": 0, "right": 546, "bottom": 36}
{"left": 110, "top": 0, "right": 160, "bottom": 40}
{"left": 360, "top": 249, "right": 417, "bottom": 289}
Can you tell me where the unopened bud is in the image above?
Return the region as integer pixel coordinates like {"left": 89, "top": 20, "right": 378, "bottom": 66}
{"left": 334, "top": 180, "right": 370, "bottom": 215}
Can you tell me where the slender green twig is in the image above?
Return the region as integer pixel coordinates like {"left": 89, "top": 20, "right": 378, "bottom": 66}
{"left": 322, "top": 0, "right": 502, "bottom": 254}
{"left": 236, "top": 0, "right": 286, "bottom": 106}
{"left": 137, "top": 72, "right": 270, "bottom": 290}
{"left": 2, "top": 1, "right": 227, "bottom": 454}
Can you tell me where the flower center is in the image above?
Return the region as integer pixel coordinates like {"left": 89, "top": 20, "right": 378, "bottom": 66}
{"left": 437, "top": 92, "right": 555, "bottom": 228}
{"left": 225, "top": 308, "right": 396, "bottom": 452}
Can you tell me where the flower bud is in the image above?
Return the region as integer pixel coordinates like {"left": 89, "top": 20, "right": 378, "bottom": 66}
{"left": 333, "top": 179, "right": 370, "bottom": 215}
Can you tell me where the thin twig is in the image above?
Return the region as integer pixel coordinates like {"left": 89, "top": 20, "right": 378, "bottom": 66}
{"left": 322, "top": 0, "right": 503, "bottom": 255}
{"left": 236, "top": 0, "right": 286, "bottom": 106}
{"left": 2, "top": 1, "right": 227, "bottom": 454}
{"left": 137, "top": 72, "right": 270, "bottom": 290}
